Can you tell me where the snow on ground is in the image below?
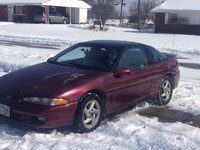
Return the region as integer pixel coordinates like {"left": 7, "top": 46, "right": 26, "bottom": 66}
{"left": 1, "top": 114, "right": 200, "bottom": 150}
{"left": 0, "top": 71, "right": 6, "bottom": 76}
{"left": 170, "top": 80, "right": 200, "bottom": 115}
{"left": 0, "top": 46, "right": 58, "bottom": 72}
{"left": 1, "top": 23, "right": 200, "bottom": 53}
{"left": 0, "top": 22, "right": 200, "bottom": 149}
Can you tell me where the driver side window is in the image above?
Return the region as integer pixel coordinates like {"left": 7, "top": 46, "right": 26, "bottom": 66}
{"left": 117, "top": 47, "right": 148, "bottom": 70}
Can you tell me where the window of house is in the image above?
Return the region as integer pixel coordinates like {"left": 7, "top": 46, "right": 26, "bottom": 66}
{"left": 168, "top": 13, "right": 189, "bottom": 24}
{"left": 14, "top": 6, "right": 25, "bottom": 15}
{"left": 170, "top": 14, "right": 177, "bottom": 19}
{"left": 50, "top": 6, "right": 57, "bottom": 12}
{"left": 168, "top": 13, "right": 178, "bottom": 24}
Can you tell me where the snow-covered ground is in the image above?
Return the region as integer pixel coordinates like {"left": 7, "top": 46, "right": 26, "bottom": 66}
{"left": 0, "top": 22, "right": 200, "bottom": 150}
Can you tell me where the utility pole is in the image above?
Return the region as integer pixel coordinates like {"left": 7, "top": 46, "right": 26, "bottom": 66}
{"left": 120, "top": 0, "right": 124, "bottom": 26}
{"left": 137, "top": 0, "right": 140, "bottom": 31}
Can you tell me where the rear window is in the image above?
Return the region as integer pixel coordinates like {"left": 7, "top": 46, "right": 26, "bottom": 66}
{"left": 146, "top": 46, "right": 167, "bottom": 64}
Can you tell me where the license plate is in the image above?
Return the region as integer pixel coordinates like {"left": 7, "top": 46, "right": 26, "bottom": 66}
{"left": 0, "top": 103, "right": 10, "bottom": 117}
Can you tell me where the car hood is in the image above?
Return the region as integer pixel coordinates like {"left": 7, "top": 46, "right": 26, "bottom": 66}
{"left": 0, "top": 62, "right": 101, "bottom": 97}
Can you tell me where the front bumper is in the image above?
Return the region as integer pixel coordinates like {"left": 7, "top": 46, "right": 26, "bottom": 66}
{"left": 0, "top": 99, "right": 78, "bottom": 128}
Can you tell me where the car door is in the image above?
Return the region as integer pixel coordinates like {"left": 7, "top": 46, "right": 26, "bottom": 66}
{"left": 50, "top": 12, "right": 57, "bottom": 23}
{"left": 110, "top": 46, "right": 152, "bottom": 109}
{"left": 56, "top": 12, "right": 64, "bottom": 23}
{"left": 145, "top": 46, "right": 169, "bottom": 98}
{"left": 54, "top": 12, "right": 60, "bottom": 23}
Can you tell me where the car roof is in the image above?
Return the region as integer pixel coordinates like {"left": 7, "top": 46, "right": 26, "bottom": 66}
{"left": 79, "top": 40, "right": 142, "bottom": 49}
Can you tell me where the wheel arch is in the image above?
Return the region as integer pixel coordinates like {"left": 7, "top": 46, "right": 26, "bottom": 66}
{"left": 73, "top": 89, "right": 106, "bottom": 132}
{"left": 164, "top": 73, "right": 175, "bottom": 89}
{"left": 79, "top": 89, "right": 107, "bottom": 115}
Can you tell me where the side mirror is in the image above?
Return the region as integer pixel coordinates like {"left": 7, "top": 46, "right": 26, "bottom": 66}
{"left": 47, "top": 57, "right": 53, "bottom": 62}
{"left": 113, "top": 68, "right": 131, "bottom": 77}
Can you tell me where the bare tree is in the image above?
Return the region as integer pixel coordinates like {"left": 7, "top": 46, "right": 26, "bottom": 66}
{"left": 90, "top": 0, "right": 116, "bottom": 26}
{"left": 129, "top": 0, "right": 161, "bottom": 29}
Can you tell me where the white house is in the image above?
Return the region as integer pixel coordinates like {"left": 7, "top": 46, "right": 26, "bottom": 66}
{"left": 43, "top": 0, "right": 91, "bottom": 24}
{"left": 151, "top": 0, "right": 200, "bottom": 35}
{"left": 0, "top": 0, "right": 91, "bottom": 24}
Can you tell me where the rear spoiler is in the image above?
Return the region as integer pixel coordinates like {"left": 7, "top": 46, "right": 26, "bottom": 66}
{"left": 163, "top": 53, "right": 177, "bottom": 58}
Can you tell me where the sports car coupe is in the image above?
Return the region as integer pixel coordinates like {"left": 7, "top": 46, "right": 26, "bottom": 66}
{"left": 0, "top": 40, "right": 180, "bottom": 132}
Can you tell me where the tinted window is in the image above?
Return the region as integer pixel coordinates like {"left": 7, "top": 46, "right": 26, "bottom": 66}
{"left": 117, "top": 47, "right": 148, "bottom": 70}
{"left": 49, "top": 44, "right": 121, "bottom": 72}
{"left": 56, "top": 12, "right": 62, "bottom": 16}
{"left": 146, "top": 47, "right": 167, "bottom": 64}
{"left": 50, "top": 12, "right": 56, "bottom": 16}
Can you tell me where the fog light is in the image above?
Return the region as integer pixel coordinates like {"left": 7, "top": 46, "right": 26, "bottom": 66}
{"left": 37, "top": 117, "right": 46, "bottom": 122}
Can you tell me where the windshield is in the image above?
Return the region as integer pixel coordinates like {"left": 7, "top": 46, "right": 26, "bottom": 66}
{"left": 48, "top": 44, "right": 121, "bottom": 72}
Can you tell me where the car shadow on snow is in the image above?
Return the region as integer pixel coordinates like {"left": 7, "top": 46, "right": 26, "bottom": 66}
{"left": 136, "top": 107, "right": 200, "bottom": 128}
{"left": 101, "top": 100, "right": 200, "bottom": 129}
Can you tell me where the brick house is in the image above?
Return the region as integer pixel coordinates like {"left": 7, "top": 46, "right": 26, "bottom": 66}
{"left": 151, "top": 0, "right": 200, "bottom": 35}
{"left": 0, "top": 5, "right": 7, "bottom": 21}
{"left": 0, "top": 0, "right": 91, "bottom": 24}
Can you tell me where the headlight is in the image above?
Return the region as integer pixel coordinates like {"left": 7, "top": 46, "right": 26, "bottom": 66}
{"left": 22, "top": 97, "right": 69, "bottom": 106}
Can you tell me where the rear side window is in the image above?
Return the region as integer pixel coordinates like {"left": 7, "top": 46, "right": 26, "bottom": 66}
{"left": 50, "top": 11, "right": 57, "bottom": 16}
{"left": 146, "top": 46, "right": 167, "bottom": 64}
{"left": 117, "top": 47, "right": 148, "bottom": 70}
{"left": 56, "top": 12, "right": 62, "bottom": 16}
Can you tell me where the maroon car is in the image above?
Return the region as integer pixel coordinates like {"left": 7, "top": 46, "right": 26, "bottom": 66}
{"left": 0, "top": 40, "right": 180, "bottom": 132}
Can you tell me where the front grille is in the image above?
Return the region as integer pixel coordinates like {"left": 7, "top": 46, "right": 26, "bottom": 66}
{"left": 1, "top": 111, "right": 47, "bottom": 126}
{"left": 12, "top": 112, "right": 47, "bottom": 125}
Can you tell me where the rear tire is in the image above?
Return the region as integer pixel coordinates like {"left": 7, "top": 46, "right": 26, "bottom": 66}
{"left": 63, "top": 19, "right": 68, "bottom": 24}
{"left": 157, "top": 76, "right": 173, "bottom": 105}
{"left": 74, "top": 93, "right": 103, "bottom": 133}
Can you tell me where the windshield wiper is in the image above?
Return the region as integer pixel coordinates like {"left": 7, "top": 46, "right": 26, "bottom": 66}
{"left": 47, "top": 59, "right": 59, "bottom": 65}
{"left": 48, "top": 60, "right": 93, "bottom": 70}
{"left": 68, "top": 62, "right": 93, "bottom": 70}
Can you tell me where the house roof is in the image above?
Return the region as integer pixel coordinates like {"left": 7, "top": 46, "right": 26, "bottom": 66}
{"left": 42, "top": 0, "right": 91, "bottom": 9}
{"left": 0, "top": 0, "right": 91, "bottom": 8}
{"left": 151, "top": 0, "right": 200, "bottom": 13}
{"left": 0, "top": 0, "right": 47, "bottom": 5}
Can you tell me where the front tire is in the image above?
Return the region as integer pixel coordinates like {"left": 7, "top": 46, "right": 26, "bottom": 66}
{"left": 74, "top": 94, "right": 103, "bottom": 133}
{"left": 157, "top": 76, "right": 173, "bottom": 105}
{"left": 63, "top": 19, "right": 68, "bottom": 24}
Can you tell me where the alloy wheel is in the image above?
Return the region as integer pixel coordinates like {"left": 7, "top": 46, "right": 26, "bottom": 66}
{"left": 161, "top": 79, "right": 172, "bottom": 102}
{"left": 82, "top": 100, "right": 101, "bottom": 129}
